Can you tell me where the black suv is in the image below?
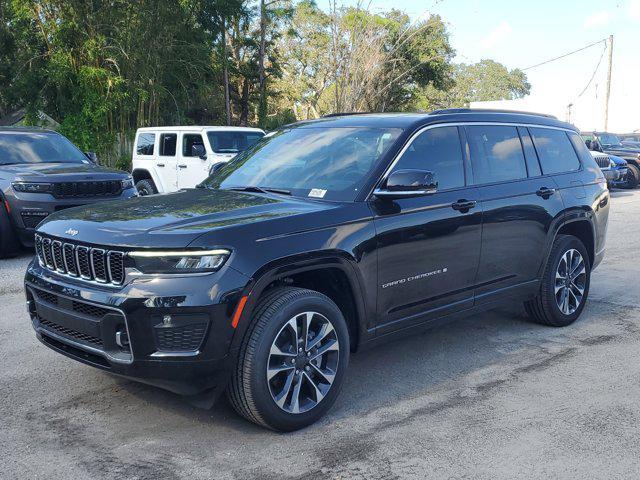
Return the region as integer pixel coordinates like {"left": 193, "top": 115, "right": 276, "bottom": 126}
{"left": 0, "top": 128, "right": 137, "bottom": 257}
{"left": 25, "top": 110, "right": 609, "bottom": 431}
{"left": 581, "top": 131, "right": 640, "bottom": 188}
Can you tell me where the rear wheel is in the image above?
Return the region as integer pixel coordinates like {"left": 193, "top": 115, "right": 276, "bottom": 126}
{"left": 0, "top": 200, "right": 20, "bottom": 259}
{"left": 228, "top": 287, "right": 349, "bottom": 431}
{"left": 524, "top": 235, "right": 590, "bottom": 327}
{"left": 135, "top": 179, "right": 157, "bottom": 196}
{"left": 624, "top": 164, "right": 639, "bottom": 189}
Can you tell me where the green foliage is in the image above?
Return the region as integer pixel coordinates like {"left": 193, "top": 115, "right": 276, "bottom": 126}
{"left": 0, "top": 1, "right": 530, "bottom": 165}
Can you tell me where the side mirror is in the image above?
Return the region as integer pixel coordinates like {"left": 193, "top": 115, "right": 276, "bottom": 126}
{"left": 85, "top": 151, "right": 98, "bottom": 163}
{"left": 585, "top": 140, "right": 592, "bottom": 150}
{"left": 374, "top": 169, "right": 438, "bottom": 198}
{"left": 592, "top": 140, "right": 603, "bottom": 152}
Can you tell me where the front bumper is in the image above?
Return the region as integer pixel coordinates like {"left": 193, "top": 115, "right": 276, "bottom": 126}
{"left": 7, "top": 188, "right": 138, "bottom": 246}
{"left": 25, "top": 260, "right": 249, "bottom": 396}
{"left": 605, "top": 167, "right": 628, "bottom": 187}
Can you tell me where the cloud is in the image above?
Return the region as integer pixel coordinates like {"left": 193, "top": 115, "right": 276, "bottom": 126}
{"left": 482, "top": 21, "right": 512, "bottom": 49}
{"left": 630, "top": 0, "right": 640, "bottom": 20}
{"left": 583, "top": 10, "right": 612, "bottom": 28}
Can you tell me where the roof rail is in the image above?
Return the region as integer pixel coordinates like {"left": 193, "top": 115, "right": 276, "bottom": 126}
{"left": 321, "top": 112, "right": 374, "bottom": 118}
{"left": 429, "top": 108, "right": 558, "bottom": 120}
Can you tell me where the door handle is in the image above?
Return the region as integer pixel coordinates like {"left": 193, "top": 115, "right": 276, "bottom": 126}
{"left": 536, "top": 187, "right": 556, "bottom": 199}
{"left": 178, "top": 164, "right": 187, "bottom": 169}
{"left": 451, "top": 199, "right": 477, "bottom": 212}
{"left": 156, "top": 163, "right": 165, "bottom": 168}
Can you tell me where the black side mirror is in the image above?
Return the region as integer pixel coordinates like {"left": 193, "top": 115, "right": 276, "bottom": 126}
{"left": 85, "top": 151, "right": 98, "bottom": 163}
{"left": 374, "top": 169, "right": 438, "bottom": 198}
{"left": 192, "top": 144, "right": 207, "bottom": 159}
{"left": 585, "top": 140, "right": 592, "bottom": 150}
{"left": 592, "top": 140, "right": 603, "bottom": 152}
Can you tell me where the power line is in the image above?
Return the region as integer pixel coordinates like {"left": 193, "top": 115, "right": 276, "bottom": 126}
{"left": 574, "top": 42, "right": 607, "bottom": 100}
{"left": 522, "top": 38, "right": 608, "bottom": 71}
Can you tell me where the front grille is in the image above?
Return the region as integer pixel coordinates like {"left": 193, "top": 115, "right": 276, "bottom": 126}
{"left": 51, "top": 181, "right": 122, "bottom": 199}
{"left": 593, "top": 155, "right": 611, "bottom": 169}
{"left": 35, "top": 234, "right": 126, "bottom": 286}
{"left": 34, "top": 288, "right": 58, "bottom": 305}
{"left": 72, "top": 300, "right": 110, "bottom": 318}
{"left": 155, "top": 323, "right": 207, "bottom": 352}
{"left": 39, "top": 317, "right": 104, "bottom": 348}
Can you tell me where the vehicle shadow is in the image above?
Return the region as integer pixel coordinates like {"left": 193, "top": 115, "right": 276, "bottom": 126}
{"left": 115, "top": 304, "right": 566, "bottom": 433}
{"left": 609, "top": 190, "right": 635, "bottom": 198}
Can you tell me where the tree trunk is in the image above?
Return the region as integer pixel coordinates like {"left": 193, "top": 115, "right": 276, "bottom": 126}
{"left": 257, "top": 0, "right": 268, "bottom": 128}
{"left": 239, "top": 78, "right": 249, "bottom": 126}
{"left": 221, "top": 17, "right": 231, "bottom": 126}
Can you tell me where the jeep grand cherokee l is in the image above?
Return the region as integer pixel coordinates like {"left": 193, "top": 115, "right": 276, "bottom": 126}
{"left": 25, "top": 110, "right": 609, "bottom": 431}
{"left": 0, "top": 128, "right": 136, "bottom": 257}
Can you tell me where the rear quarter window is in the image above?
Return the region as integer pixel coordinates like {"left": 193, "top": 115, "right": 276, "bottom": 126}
{"left": 136, "top": 133, "right": 155, "bottom": 155}
{"left": 530, "top": 128, "right": 581, "bottom": 174}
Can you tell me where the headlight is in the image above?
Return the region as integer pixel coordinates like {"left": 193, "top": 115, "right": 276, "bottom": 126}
{"left": 12, "top": 182, "right": 52, "bottom": 193}
{"left": 128, "top": 249, "right": 230, "bottom": 274}
{"left": 121, "top": 177, "right": 134, "bottom": 190}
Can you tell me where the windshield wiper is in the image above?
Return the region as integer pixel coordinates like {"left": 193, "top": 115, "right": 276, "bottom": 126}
{"left": 227, "top": 185, "right": 291, "bottom": 196}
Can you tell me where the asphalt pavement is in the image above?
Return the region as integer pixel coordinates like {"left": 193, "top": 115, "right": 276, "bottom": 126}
{"left": 2, "top": 189, "right": 640, "bottom": 479}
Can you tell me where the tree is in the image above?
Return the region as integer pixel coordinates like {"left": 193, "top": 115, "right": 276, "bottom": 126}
{"left": 421, "top": 59, "right": 530, "bottom": 109}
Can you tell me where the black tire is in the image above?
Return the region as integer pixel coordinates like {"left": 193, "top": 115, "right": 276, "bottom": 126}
{"left": 624, "top": 164, "right": 639, "bottom": 189}
{"left": 228, "top": 287, "right": 350, "bottom": 431}
{"left": 135, "top": 179, "right": 157, "bottom": 196}
{"left": 0, "top": 200, "right": 20, "bottom": 259}
{"left": 524, "top": 235, "right": 591, "bottom": 327}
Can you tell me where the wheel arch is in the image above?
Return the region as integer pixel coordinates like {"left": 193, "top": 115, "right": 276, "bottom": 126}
{"left": 543, "top": 209, "right": 596, "bottom": 273}
{"left": 131, "top": 168, "right": 160, "bottom": 192}
{"left": 230, "top": 252, "right": 369, "bottom": 354}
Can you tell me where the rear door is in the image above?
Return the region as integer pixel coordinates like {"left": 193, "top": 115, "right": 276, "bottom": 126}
{"left": 464, "top": 124, "right": 564, "bottom": 304}
{"left": 371, "top": 125, "right": 483, "bottom": 333}
{"left": 177, "top": 131, "right": 209, "bottom": 189}
{"left": 156, "top": 132, "right": 179, "bottom": 192}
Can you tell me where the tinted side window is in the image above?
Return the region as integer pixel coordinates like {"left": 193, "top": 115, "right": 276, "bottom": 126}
{"left": 136, "top": 133, "right": 155, "bottom": 155}
{"left": 183, "top": 134, "right": 205, "bottom": 157}
{"left": 568, "top": 131, "right": 597, "bottom": 166}
{"left": 466, "top": 125, "right": 527, "bottom": 184}
{"left": 391, "top": 126, "right": 465, "bottom": 190}
{"left": 159, "top": 133, "right": 177, "bottom": 157}
{"left": 530, "top": 128, "right": 581, "bottom": 174}
{"left": 518, "top": 127, "right": 541, "bottom": 177}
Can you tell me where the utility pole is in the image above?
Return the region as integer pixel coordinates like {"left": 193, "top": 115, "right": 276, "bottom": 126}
{"left": 604, "top": 34, "right": 613, "bottom": 131}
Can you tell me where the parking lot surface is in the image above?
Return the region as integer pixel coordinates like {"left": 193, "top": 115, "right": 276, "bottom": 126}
{"left": 2, "top": 190, "right": 640, "bottom": 479}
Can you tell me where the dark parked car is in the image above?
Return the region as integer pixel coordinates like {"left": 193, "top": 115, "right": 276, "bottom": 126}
{"left": 582, "top": 131, "right": 640, "bottom": 188}
{"left": 26, "top": 110, "right": 609, "bottom": 431}
{"left": 0, "top": 128, "right": 137, "bottom": 257}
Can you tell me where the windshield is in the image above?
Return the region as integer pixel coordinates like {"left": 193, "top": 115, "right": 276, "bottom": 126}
{"left": 0, "top": 131, "right": 88, "bottom": 165}
{"left": 203, "top": 127, "right": 402, "bottom": 201}
{"left": 597, "top": 133, "right": 622, "bottom": 147}
{"left": 207, "top": 131, "right": 264, "bottom": 154}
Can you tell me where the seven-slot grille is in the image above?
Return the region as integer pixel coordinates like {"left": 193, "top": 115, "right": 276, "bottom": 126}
{"left": 593, "top": 155, "right": 612, "bottom": 169}
{"left": 52, "top": 181, "right": 122, "bottom": 199}
{"left": 35, "top": 234, "right": 125, "bottom": 285}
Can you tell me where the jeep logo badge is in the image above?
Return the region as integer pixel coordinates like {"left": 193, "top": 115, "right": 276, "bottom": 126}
{"left": 65, "top": 228, "right": 79, "bottom": 236}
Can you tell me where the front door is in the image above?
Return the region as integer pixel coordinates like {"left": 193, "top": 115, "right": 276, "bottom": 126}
{"left": 177, "top": 132, "right": 209, "bottom": 189}
{"left": 371, "top": 125, "right": 483, "bottom": 334}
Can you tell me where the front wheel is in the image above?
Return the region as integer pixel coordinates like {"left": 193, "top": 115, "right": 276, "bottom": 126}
{"left": 624, "top": 164, "right": 639, "bottom": 189}
{"left": 524, "top": 235, "right": 591, "bottom": 327}
{"left": 228, "top": 287, "right": 349, "bottom": 431}
{"left": 135, "top": 179, "right": 157, "bottom": 196}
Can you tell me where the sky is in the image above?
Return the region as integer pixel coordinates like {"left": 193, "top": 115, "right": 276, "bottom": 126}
{"left": 316, "top": 0, "right": 640, "bottom": 132}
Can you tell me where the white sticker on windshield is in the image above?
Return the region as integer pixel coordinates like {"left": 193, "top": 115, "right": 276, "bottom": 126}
{"left": 308, "top": 188, "right": 327, "bottom": 198}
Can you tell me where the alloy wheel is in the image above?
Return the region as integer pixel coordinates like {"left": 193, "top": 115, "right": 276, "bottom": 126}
{"left": 555, "top": 248, "right": 586, "bottom": 315}
{"left": 266, "top": 311, "right": 340, "bottom": 414}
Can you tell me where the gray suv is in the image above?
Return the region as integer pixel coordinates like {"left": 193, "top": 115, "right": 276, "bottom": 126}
{"left": 0, "top": 128, "right": 136, "bottom": 257}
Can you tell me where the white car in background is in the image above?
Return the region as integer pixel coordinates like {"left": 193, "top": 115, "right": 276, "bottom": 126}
{"left": 131, "top": 126, "right": 265, "bottom": 195}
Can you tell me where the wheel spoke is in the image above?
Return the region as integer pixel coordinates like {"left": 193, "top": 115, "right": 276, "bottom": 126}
{"left": 307, "top": 322, "right": 335, "bottom": 351}
{"left": 270, "top": 343, "right": 296, "bottom": 358}
{"left": 311, "top": 363, "right": 336, "bottom": 384}
{"left": 267, "top": 364, "right": 295, "bottom": 381}
{"left": 274, "top": 370, "right": 296, "bottom": 409}
{"left": 303, "top": 372, "right": 325, "bottom": 403}
{"left": 311, "top": 337, "right": 339, "bottom": 361}
{"left": 286, "top": 317, "right": 299, "bottom": 351}
{"left": 290, "top": 374, "right": 303, "bottom": 414}
{"left": 302, "top": 312, "right": 312, "bottom": 352}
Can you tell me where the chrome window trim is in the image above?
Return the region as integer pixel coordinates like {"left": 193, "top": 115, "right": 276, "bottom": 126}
{"left": 368, "top": 121, "right": 579, "bottom": 199}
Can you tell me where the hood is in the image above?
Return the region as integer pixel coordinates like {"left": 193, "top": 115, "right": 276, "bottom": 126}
{"left": 603, "top": 145, "right": 640, "bottom": 160}
{"left": 3, "top": 162, "right": 128, "bottom": 181}
{"left": 37, "top": 188, "right": 334, "bottom": 248}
